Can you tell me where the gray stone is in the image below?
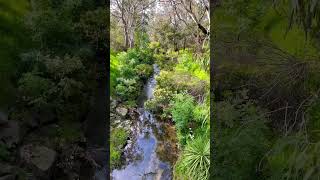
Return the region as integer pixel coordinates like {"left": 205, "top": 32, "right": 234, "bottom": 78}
{"left": 25, "top": 114, "right": 39, "bottom": 129}
{"left": 114, "top": 120, "right": 121, "bottom": 124}
{"left": 39, "top": 110, "right": 55, "bottom": 124}
{"left": 88, "top": 148, "right": 107, "bottom": 167}
{"left": 20, "top": 145, "right": 56, "bottom": 172}
{"left": 0, "top": 112, "right": 8, "bottom": 125}
{"left": 0, "top": 163, "right": 15, "bottom": 175}
{"left": 0, "top": 175, "right": 15, "bottom": 180}
{"left": 116, "top": 107, "right": 128, "bottom": 117}
{"left": 124, "top": 120, "right": 131, "bottom": 125}
{"left": 0, "top": 121, "right": 20, "bottom": 148}
{"left": 111, "top": 100, "right": 117, "bottom": 109}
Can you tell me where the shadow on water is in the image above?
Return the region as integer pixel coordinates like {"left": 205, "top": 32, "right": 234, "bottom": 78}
{"left": 111, "top": 64, "right": 172, "bottom": 180}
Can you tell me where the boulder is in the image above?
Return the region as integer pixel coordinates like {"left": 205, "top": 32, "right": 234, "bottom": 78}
{"left": 0, "top": 164, "right": 14, "bottom": 175}
{"left": 110, "top": 99, "right": 117, "bottom": 109}
{"left": 0, "top": 121, "right": 20, "bottom": 148}
{"left": 24, "top": 113, "right": 39, "bottom": 129}
{"left": 116, "top": 107, "right": 128, "bottom": 117}
{"left": 0, "top": 163, "right": 16, "bottom": 179}
{"left": 0, "top": 112, "right": 8, "bottom": 125}
{"left": 0, "top": 175, "right": 15, "bottom": 180}
{"left": 88, "top": 148, "right": 107, "bottom": 167}
{"left": 20, "top": 144, "right": 56, "bottom": 175}
{"left": 55, "top": 145, "right": 97, "bottom": 180}
{"left": 39, "top": 109, "right": 55, "bottom": 124}
{"left": 114, "top": 120, "right": 121, "bottom": 125}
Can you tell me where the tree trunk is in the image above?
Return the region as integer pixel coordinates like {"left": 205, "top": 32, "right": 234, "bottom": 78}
{"left": 124, "top": 26, "right": 129, "bottom": 49}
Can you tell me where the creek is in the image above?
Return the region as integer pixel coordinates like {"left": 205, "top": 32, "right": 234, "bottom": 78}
{"left": 111, "top": 64, "right": 172, "bottom": 180}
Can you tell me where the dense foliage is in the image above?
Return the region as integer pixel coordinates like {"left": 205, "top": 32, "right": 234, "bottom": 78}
{"left": 213, "top": 0, "right": 320, "bottom": 179}
{"left": 143, "top": 45, "right": 210, "bottom": 179}
{"left": 110, "top": 0, "right": 211, "bottom": 178}
{"left": 10, "top": 0, "right": 107, "bottom": 125}
{"left": 0, "top": 0, "right": 107, "bottom": 178}
{"left": 111, "top": 48, "right": 154, "bottom": 104}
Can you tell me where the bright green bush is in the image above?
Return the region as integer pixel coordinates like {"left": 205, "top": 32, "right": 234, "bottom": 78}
{"left": 175, "top": 50, "right": 209, "bottom": 81}
{"left": 125, "top": 48, "right": 153, "bottom": 65}
{"left": 145, "top": 87, "right": 173, "bottom": 114}
{"left": 174, "top": 137, "right": 210, "bottom": 180}
{"left": 156, "top": 70, "right": 208, "bottom": 97}
{"left": 115, "top": 78, "right": 140, "bottom": 101}
{"left": 112, "top": 48, "right": 155, "bottom": 103}
{"left": 148, "top": 41, "right": 160, "bottom": 52}
{"left": 193, "top": 104, "right": 209, "bottom": 127}
{"left": 110, "top": 127, "right": 129, "bottom": 169}
{"left": 134, "top": 64, "right": 153, "bottom": 80}
{"left": 171, "top": 93, "right": 195, "bottom": 144}
{"left": 110, "top": 53, "right": 120, "bottom": 95}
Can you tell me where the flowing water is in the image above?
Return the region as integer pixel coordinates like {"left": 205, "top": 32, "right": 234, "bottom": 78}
{"left": 111, "top": 64, "right": 172, "bottom": 180}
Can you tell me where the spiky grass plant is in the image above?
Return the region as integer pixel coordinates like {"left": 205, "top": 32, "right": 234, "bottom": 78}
{"left": 174, "top": 137, "right": 210, "bottom": 180}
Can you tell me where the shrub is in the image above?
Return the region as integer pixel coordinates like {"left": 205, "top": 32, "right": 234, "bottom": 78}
{"left": 125, "top": 48, "right": 153, "bottom": 65}
{"left": 214, "top": 98, "right": 270, "bottom": 180}
{"left": 112, "top": 48, "right": 155, "bottom": 102}
{"left": 145, "top": 87, "right": 174, "bottom": 114}
{"left": 110, "top": 128, "right": 129, "bottom": 169}
{"left": 156, "top": 70, "right": 208, "bottom": 98}
{"left": 148, "top": 41, "right": 160, "bottom": 52}
{"left": 57, "top": 78, "right": 83, "bottom": 99}
{"left": 193, "top": 104, "right": 209, "bottom": 127}
{"left": 77, "top": 7, "right": 108, "bottom": 50}
{"left": 171, "top": 93, "right": 195, "bottom": 144}
{"left": 115, "top": 77, "right": 140, "bottom": 102}
{"left": 44, "top": 54, "right": 84, "bottom": 79}
{"left": 110, "top": 53, "right": 120, "bottom": 95}
{"left": 264, "top": 135, "right": 320, "bottom": 179}
{"left": 174, "top": 137, "right": 210, "bottom": 180}
{"left": 134, "top": 64, "right": 153, "bottom": 80}
{"left": 18, "top": 73, "right": 54, "bottom": 98}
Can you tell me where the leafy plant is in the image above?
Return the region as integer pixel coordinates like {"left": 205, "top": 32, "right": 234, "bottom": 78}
{"left": 265, "top": 135, "right": 320, "bottom": 179}
{"left": 110, "top": 128, "right": 129, "bottom": 169}
{"left": 134, "top": 64, "right": 153, "bottom": 80}
{"left": 214, "top": 97, "right": 270, "bottom": 180}
{"left": 115, "top": 77, "right": 140, "bottom": 102}
{"left": 18, "top": 72, "right": 54, "bottom": 98}
{"left": 171, "top": 93, "right": 195, "bottom": 144}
